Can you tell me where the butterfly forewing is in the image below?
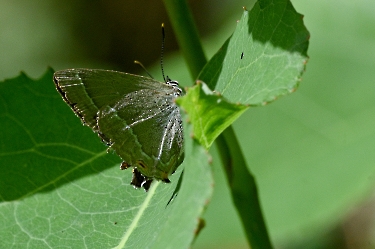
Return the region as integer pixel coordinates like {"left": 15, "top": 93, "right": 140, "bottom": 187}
{"left": 54, "top": 69, "right": 170, "bottom": 130}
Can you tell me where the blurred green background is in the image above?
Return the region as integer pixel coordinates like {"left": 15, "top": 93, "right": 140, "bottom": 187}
{"left": 1, "top": 0, "right": 375, "bottom": 248}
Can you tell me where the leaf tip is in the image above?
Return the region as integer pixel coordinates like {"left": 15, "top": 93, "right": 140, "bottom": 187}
{"left": 194, "top": 218, "right": 206, "bottom": 237}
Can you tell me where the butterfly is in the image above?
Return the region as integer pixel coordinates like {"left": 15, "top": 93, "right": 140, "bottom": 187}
{"left": 53, "top": 68, "right": 184, "bottom": 191}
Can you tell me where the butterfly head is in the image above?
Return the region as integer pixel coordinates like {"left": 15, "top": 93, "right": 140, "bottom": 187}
{"left": 165, "top": 76, "right": 184, "bottom": 96}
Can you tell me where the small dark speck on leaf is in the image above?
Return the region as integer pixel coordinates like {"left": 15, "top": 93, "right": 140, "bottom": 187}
{"left": 241, "top": 52, "right": 244, "bottom": 59}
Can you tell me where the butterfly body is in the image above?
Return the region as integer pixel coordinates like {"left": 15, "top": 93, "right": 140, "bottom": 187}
{"left": 54, "top": 69, "right": 184, "bottom": 191}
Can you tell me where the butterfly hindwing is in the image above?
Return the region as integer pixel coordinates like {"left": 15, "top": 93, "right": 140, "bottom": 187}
{"left": 97, "top": 87, "right": 184, "bottom": 181}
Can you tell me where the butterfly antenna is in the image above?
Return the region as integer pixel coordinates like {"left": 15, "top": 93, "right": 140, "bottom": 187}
{"left": 161, "top": 23, "right": 168, "bottom": 83}
{"left": 134, "top": 60, "right": 154, "bottom": 79}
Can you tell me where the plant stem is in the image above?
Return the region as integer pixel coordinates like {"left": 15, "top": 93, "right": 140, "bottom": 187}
{"left": 163, "top": 0, "right": 206, "bottom": 79}
{"left": 216, "top": 127, "right": 273, "bottom": 249}
{"left": 163, "top": 0, "right": 273, "bottom": 248}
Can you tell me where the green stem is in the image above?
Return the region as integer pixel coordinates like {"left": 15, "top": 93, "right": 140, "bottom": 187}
{"left": 163, "top": 0, "right": 206, "bottom": 78}
{"left": 216, "top": 127, "right": 273, "bottom": 249}
{"left": 163, "top": 0, "right": 273, "bottom": 248}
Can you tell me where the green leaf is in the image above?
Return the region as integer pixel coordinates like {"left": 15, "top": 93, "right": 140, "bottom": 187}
{"left": 198, "top": 2, "right": 309, "bottom": 106}
{"left": 0, "top": 69, "right": 213, "bottom": 248}
{"left": 177, "top": 81, "right": 248, "bottom": 149}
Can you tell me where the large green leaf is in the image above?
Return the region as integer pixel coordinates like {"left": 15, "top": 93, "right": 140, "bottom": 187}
{"left": 178, "top": 1, "right": 309, "bottom": 149}
{"left": 0, "top": 69, "right": 213, "bottom": 248}
{"left": 198, "top": 2, "right": 309, "bottom": 106}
